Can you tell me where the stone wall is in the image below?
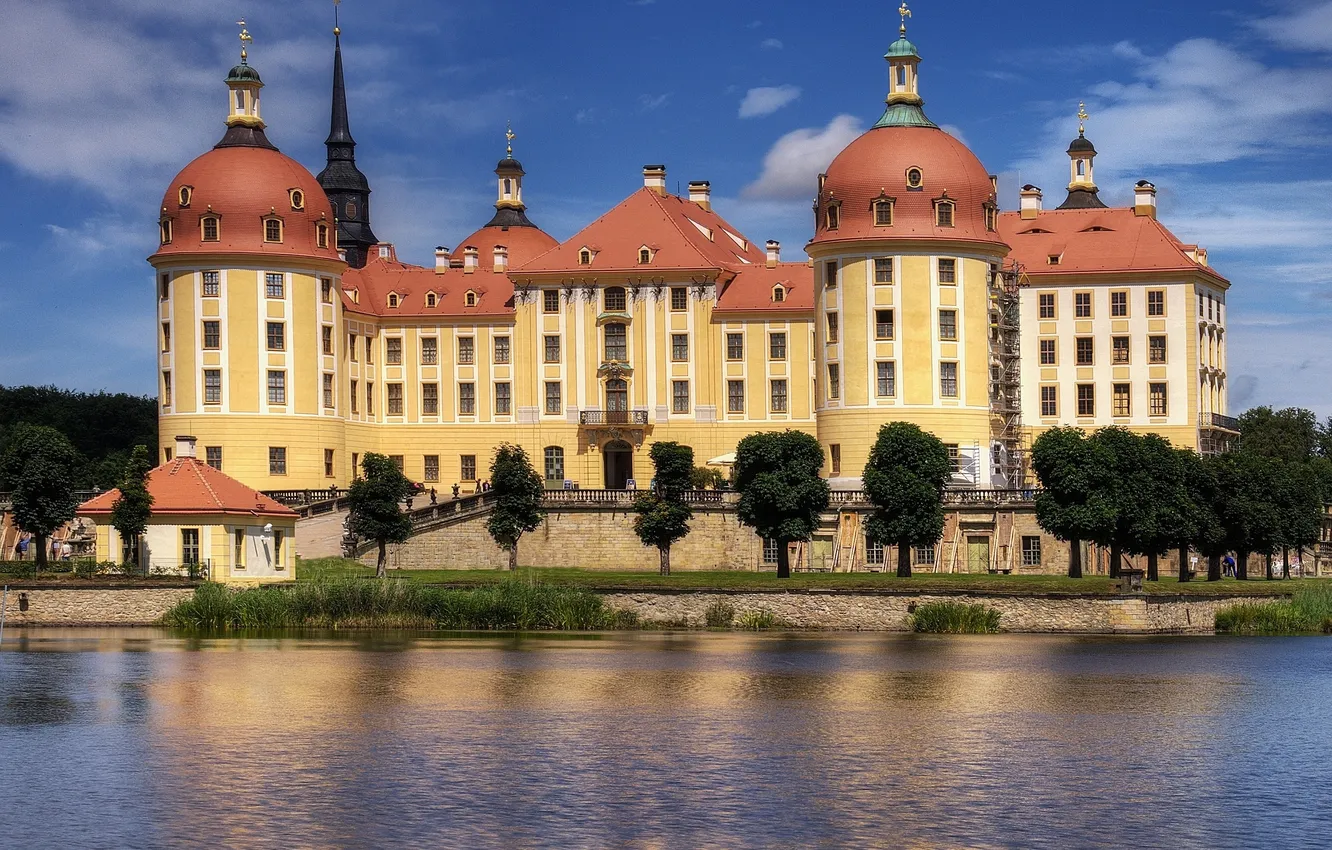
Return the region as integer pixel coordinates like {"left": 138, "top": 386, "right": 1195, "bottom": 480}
{"left": 0, "top": 586, "right": 196, "bottom": 626}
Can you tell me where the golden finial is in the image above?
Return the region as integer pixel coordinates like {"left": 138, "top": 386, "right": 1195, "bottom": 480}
{"left": 899, "top": 2, "right": 912, "bottom": 37}
{"left": 237, "top": 19, "right": 252, "bottom": 63}
{"left": 505, "top": 121, "right": 516, "bottom": 158}
{"left": 1078, "top": 101, "right": 1089, "bottom": 137}
{"left": 334, "top": 0, "right": 341, "bottom": 36}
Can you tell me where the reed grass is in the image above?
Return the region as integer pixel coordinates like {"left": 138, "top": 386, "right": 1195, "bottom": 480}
{"left": 1215, "top": 584, "right": 1332, "bottom": 635}
{"left": 704, "top": 599, "right": 736, "bottom": 628}
{"left": 909, "top": 601, "right": 1002, "bottom": 634}
{"left": 734, "top": 608, "right": 783, "bottom": 631}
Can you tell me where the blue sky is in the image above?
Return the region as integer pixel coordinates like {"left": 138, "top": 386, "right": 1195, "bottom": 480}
{"left": 1, "top": 0, "right": 1329, "bottom": 415}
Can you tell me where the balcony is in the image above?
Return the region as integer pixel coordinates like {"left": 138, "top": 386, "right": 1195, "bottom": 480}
{"left": 1200, "top": 413, "right": 1240, "bottom": 433}
{"left": 580, "top": 410, "right": 649, "bottom": 426}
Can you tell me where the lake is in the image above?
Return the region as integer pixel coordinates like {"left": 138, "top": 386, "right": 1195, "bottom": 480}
{"left": 1, "top": 630, "right": 1329, "bottom": 849}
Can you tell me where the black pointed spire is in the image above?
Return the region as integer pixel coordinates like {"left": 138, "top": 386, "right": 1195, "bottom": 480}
{"left": 317, "top": 25, "right": 377, "bottom": 268}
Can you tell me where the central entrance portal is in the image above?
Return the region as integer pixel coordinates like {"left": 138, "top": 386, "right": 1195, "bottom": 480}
{"left": 603, "top": 440, "right": 634, "bottom": 489}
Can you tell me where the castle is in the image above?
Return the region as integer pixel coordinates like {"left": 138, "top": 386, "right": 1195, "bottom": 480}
{"left": 151, "top": 13, "right": 1234, "bottom": 496}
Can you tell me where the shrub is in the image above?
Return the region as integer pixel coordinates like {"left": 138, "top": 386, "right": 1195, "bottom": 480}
{"left": 910, "top": 601, "right": 1001, "bottom": 634}
{"left": 71, "top": 559, "right": 102, "bottom": 579}
{"left": 704, "top": 599, "right": 736, "bottom": 628}
{"left": 735, "top": 608, "right": 783, "bottom": 631}
{"left": 1216, "top": 585, "right": 1332, "bottom": 634}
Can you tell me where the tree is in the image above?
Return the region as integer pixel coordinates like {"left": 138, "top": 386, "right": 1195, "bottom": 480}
{"left": 0, "top": 385, "right": 156, "bottom": 488}
{"left": 1032, "top": 427, "right": 1115, "bottom": 578}
{"left": 1189, "top": 455, "right": 1229, "bottom": 581}
{"left": 346, "top": 453, "right": 414, "bottom": 578}
{"left": 486, "top": 443, "right": 545, "bottom": 571}
{"left": 0, "top": 424, "right": 81, "bottom": 572}
{"left": 109, "top": 445, "right": 154, "bottom": 570}
{"left": 733, "top": 430, "right": 830, "bottom": 578}
{"left": 862, "top": 422, "right": 951, "bottom": 578}
{"left": 1269, "top": 460, "right": 1323, "bottom": 579}
{"left": 633, "top": 442, "right": 695, "bottom": 575}
{"left": 1237, "top": 406, "right": 1319, "bottom": 463}
{"left": 689, "top": 465, "right": 728, "bottom": 490}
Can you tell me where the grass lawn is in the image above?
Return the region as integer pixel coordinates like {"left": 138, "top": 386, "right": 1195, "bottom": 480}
{"left": 296, "top": 557, "right": 1316, "bottom": 597}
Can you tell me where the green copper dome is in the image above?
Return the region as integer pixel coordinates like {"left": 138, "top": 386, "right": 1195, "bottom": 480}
{"left": 227, "top": 63, "right": 263, "bottom": 84}
{"left": 885, "top": 37, "right": 919, "bottom": 59}
{"left": 873, "top": 101, "right": 938, "bottom": 129}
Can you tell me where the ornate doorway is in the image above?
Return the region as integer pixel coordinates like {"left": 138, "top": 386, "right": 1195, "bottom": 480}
{"left": 603, "top": 439, "right": 634, "bottom": 489}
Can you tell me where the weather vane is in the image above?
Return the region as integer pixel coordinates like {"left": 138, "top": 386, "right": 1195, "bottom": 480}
{"left": 334, "top": 0, "right": 341, "bottom": 36}
{"left": 237, "top": 18, "right": 252, "bottom": 63}
{"left": 1078, "top": 101, "right": 1089, "bottom": 136}
{"left": 506, "top": 121, "right": 516, "bottom": 158}
{"left": 899, "top": 2, "right": 912, "bottom": 37}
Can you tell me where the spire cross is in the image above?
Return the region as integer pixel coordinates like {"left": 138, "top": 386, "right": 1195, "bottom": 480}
{"left": 505, "top": 121, "right": 516, "bottom": 157}
{"left": 236, "top": 19, "right": 252, "bottom": 63}
{"left": 1078, "top": 101, "right": 1089, "bottom": 136}
{"left": 899, "top": 2, "right": 911, "bottom": 36}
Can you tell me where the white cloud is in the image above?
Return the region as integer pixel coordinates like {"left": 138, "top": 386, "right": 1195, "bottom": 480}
{"left": 639, "top": 93, "right": 671, "bottom": 111}
{"left": 1255, "top": 1, "right": 1332, "bottom": 52}
{"left": 742, "top": 114, "right": 863, "bottom": 200}
{"left": 738, "top": 85, "right": 802, "bottom": 119}
{"left": 760, "top": 38, "right": 784, "bottom": 50}
{"left": 939, "top": 124, "right": 970, "bottom": 147}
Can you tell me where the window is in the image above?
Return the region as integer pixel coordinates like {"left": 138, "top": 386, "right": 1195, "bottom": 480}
{"left": 290, "top": 189, "right": 305, "bottom": 210}
{"left": 1039, "top": 338, "right": 1056, "bottom": 366}
{"left": 544, "top": 447, "right": 565, "bottom": 482}
{"left": 985, "top": 205, "right": 998, "bottom": 232}
{"left": 726, "top": 332, "right": 744, "bottom": 360}
{"left": 494, "top": 337, "right": 510, "bottom": 365}
{"left": 179, "top": 186, "right": 192, "bottom": 207}
{"left": 1198, "top": 293, "right": 1205, "bottom": 317}
{"left": 763, "top": 538, "right": 780, "bottom": 565}
{"left": 1075, "top": 337, "right": 1094, "bottom": 365}
{"left": 388, "top": 293, "right": 399, "bottom": 309}
{"left": 267, "top": 371, "right": 286, "bottom": 405}
{"left": 874, "top": 199, "right": 894, "bottom": 226}
{"left": 543, "top": 289, "right": 560, "bottom": 313}
{"left": 670, "top": 287, "right": 688, "bottom": 311}
{"left": 421, "top": 337, "right": 438, "bottom": 365}
{"left": 422, "top": 383, "right": 438, "bottom": 415}
{"left": 495, "top": 382, "right": 511, "bottom": 415}
{"left": 1110, "top": 291, "right": 1128, "bottom": 317}
{"left": 935, "top": 201, "right": 955, "bottom": 228}
{"left": 459, "top": 383, "right": 475, "bottom": 414}
{"left": 161, "top": 371, "right": 172, "bottom": 408}
{"left": 825, "top": 203, "right": 840, "bottom": 230}
{"left": 1076, "top": 384, "right": 1095, "bottom": 416}
{"left": 770, "top": 379, "right": 788, "bottom": 413}
{"left": 201, "top": 216, "right": 219, "bottom": 242}
{"left": 827, "top": 364, "right": 840, "bottom": 400}
{"left": 605, "top": 379, "right": 627, "bottom": 412}
{"left": 384, "top": 382, "right": 406, "bottom": 415}
{"left": 1040, "top": 385, "right": 1058, "bottom": 417}
{"left": 204, "top": 369, "right": 222, "bottom": 404}
{"left": 266, "top": 322, "right": 285, "bottom": 351}
{"left": 264, "top": 218, "right": 283, "bottom": 243}
{"left": 769, "top": 332, "right": 787, "bottom": 359}
{"left": 422, "top": 291, "right": 437, "bottom": 309}
{"left": 1021, "top": 536, "right": 1042, "bottom": 567}
{"left": 161, "top": 322, "right": 171, "bottom": 352}
{"left": 461, "top": 290, "right": 476, "bottom": 307}
{"left": 349, "top": 334, "right": 357, "bottom": 361}
{"left": 545, "top": 382, "right": 562, "bottom": 415}
{"left": 317, "top": 223, "right": 329, "bottom": 249}
{"left": 1207, "top": 293, "right": 1214, "bottom": 320}
{"left": 1113, "top": 384, "right": 1131, "bottom": 417}
{"left": 424, "top": 455, "right": 440, "bottom": 482}
{"left": 938, "top": 310, "right": 957, "bottom": 341}
{"left": 865, "top": 537, "right": 884, "bottom": 565}
{"left": 914, "top": 546, "right": 936, "bottom": 567}
{"left": 1150, "top": 383, "right": 1168, "bottom": 416}
{"left": 906, "top": 167, "right": 924, "bottom": 189}
{"left": 202, "top": 271, "right": 220, "bottom": 297}
{"left": 874, "top": 361, "right": 897, "bottom": 398}
{"left": 159, "top": 219, "right": 173, "bottom": 245}
{"left": 455, "top": 337, "right": 471, "bottom": 365}
{"left": 830, "top": 444, "right": 841, "bottom": 476}
{"left": 1147, "top": 290, "right": 1165, "bottom": 317}
{"left": 1048, "top": 254, "right": 1062, "bottom": 266}
{"left": 206, "top": 446, "right": 223, "bottom": 471}
{"left": 350, "top": 380, "right": 358, "bottom": 414}
{"left": 874, "top": 257, "right": 894, "bottom": 284}
{"left": 824, "top": 261, "right": 838, "bottom": 289}
{"left": 772, "top": 285, "right": 785, "bottom": 303}
{"left": 269, "top": 446, "right": 287, "bottom": 475}
{"left": 946, "top": 444, "right": 960, "bottom": 474}
{"left": 365, "top": 337, "right": 372, "bottom": 363}
{"left": 727, "top": 380, "right": 745, "bottom": 413}
{"left": 1112, "top": 336, "right": 1130, "bottom": 364}
{"left": 938, "top": 258, "right": 956, "bottom": 284}
{"left": 1038, "top": 293, "right": 1056, "bottom": 319}
{"left": 874, "top": 309, "right": 895, "bottom": 340}
{"left": 604, "top": 287, "right": 626, "bottom": 312}
{"left": 265, "top": 273, "right": 284, "bottom": 299}
{"left": 324, "top": 448, "right": 335, "bottom": 478}
{"left": 1074, "top": 292, "right": 1092, "bottom": 318}
{"left": 461, "top": 455, "right": 477, "bottom": 481}
{"left": 366, "top": 382, "right": 373, "bottom": 415}
{"left": 672, "top": 380, "right": 689, "bottom": 413}
{"left": 273, "top": 530, "right": 285, "bottom": 568}
{"left": 671, "top": 333, "right": 689, "bottom": 361}
{"left": 578, "top": 248, "right": 592, "bottom": 265}
{"left": 639, "top": 248, "right": 652, "bottom": 265}
{"left": 936, "top": 362, "right": 957, "bottom": 398}
{"left": 826, "top": 312, "right": 839, "bottom": 344}
{"left": 182, "top": 529, "right": 200, "bottom": 566}
{"left": 604, "top": 324, "right": 627, "bottom": 361}
{"left": 321, "top": 279, "right": 333, "bottom": 303}
{"left": 1149, "top": 335, "right": 1167, "bottom": 364}
{"left": 322, "top": 326, "right": 334, "bottom": 355}
{"left": 544, "top": 335, "right": 561, "bottom": 363}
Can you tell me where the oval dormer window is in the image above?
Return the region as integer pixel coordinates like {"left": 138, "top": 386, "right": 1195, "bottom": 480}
{"left": 178, "top": 186, "right": 192, "bottom": 207}
{"left": 345, "top": 201, "right": 357, "bottom": 220}
{"left": 906, "top": 167, "right": 924, "bottom": 189}
{"left": 290, "top": 189, "right": 305, "bottom": 210}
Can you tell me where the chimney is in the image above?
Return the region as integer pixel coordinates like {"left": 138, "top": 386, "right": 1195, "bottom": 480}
{"left": 688, "top": 180, "right": 712, "bottom": 211}
{"left": 493, "top": 245, "right": 509, "bottom": 273}
{"left": 1019, "top": 184, "right": 1043, "bottom": 220}
{"left": 463, "top": 246, "right": 478, "bottom": 274}
{"left": 174, "top": 435, "right": 197, "bottom": 460}
{"left": 1134, "top": 180, "right": 1157, "bottom": 219}
{"left": 765, "top": 240, "right": 781, "bottom": 268}
{"left": 434, "top": 246, "right": 451, "bottom": 274}
{"left": 642, "top": 164, "right": 667, "bottom": 196}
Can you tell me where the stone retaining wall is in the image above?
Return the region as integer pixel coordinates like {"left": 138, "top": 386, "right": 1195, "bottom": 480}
{"left": 0, "top": 586, "right": 196, "bottom": 626}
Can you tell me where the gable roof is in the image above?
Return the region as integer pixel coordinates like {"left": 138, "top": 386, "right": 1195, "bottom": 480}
{"left": 714, "top": 264, "right": 814, "bottom": 314}
{"left": 342, "top": 252, "right": 515, "bottom": 319}
{"left": 79, "top": 458, "right": 297, "bottom": 519}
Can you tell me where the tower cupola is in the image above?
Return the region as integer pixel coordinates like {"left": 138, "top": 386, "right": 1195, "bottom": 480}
{"left": 316, "top": 10, "right": 378, "bottom": 268}
{"left": 216, "top": 21, "right": 277, "bottom": 150}
{"left": 874, "top": 2, "right": 937, "bottom": 129}
{"left": 1057, "top": 102, "right": 1107, "bottom": 210}
{"left": 482, "top": 124, "right": 540, "bottom": 230}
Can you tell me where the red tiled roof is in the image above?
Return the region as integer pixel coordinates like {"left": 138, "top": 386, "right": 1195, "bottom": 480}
{"left": 715, "top": 263, "right": 814, "bottom": 314}
{"left": 79, "top": 457, "right": 297, "bottom": 519}
{"left": 998, "top": 208, "right": 1228, "bottom": 283}
{"left": 342, "top": 252, "right": 516, "bottom": 319}
{"left": 454, "top": 224, "right": 558, "bottom": 266}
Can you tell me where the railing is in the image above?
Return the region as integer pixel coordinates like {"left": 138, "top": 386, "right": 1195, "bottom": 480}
{"left": 831, "top": 488, "right": 1040, "bottom": 506}
{"left": 579, "top": 410, "right": 649, "bottom": 426}
{"left": 541, "top": 489, "right": 735, "bottom": 505}
{"left": 1200, "top": 413, "right": 1240, "bottom": 432}
{"left": 263, "top": 488, "right": 350, "bottom": 507}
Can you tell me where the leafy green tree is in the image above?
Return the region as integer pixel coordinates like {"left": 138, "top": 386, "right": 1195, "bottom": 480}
{"left": 0, "top": 424, "right": 81, "bottom": 571}
{"left": 486, "top": 443, "right": 546, "bottom": 571}
{"left": 1237, "top": 406, "right": 1319, "bottom": 463}
{"left": 1190, "top": 455, "right": 1230, "bottom": 581}
{"left": 1316, "top": 416, "right": 1332, "bottom": 460}
{"left": 634, "top": 442, "right": 695, "bottom": 576}
{"left": 1032, "top": 427, "right": 1115, "bottom": 578}
{"left": 109, "top": 445, "right": 155, "bottom": 569}
{"left": 347, "top": 453, "right": 414, "bottom": 578}
{"left": 733, "top": 430, "right": 830, "bottom": 578}
{"left": 689, "top": 466, "right": 728, "bottom": 490}
{"left": 1269, "top": 460, "right": 1323, "bottom": 579}
{"left": 862, "top": 422, "right": 951, "bottom": 578}
{"left": 0, "top": 385, "right": 156, "bottom": 487}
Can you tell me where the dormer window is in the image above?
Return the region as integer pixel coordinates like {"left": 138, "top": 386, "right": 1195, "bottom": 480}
{"left": 387, "top": 292, "right": 400, "bottom": 308}
{"left": 639, "top": 247, "right": 652, "bottom": 265}
{"left": 464, "top": 290, "right": 478, "bottom": 307}
{"left": 289, "top": 189, "right": 305, "bottom": 211}
{"left": 1047, "top": 254, "right": 1062, "bottom": 266}
{"left": 984, "top": 205, "right": 997, "bottom": 232}
{"left": 873, "top": 198, "right": 894, "bottom": 227}
{"left": 578, "top": 248, "right": 593, "bottom": 265}
{"left": 316, "top": 222, "right": 329, "bottom": 248}
{"left": 825, "top": 202, "right": 841, "bottom": 231}
{"left": 935, "top": 200, "right": 955, "bottom": 228}
{"left": 263, "top": 217, "right": 283, "bottom": 243}
{"left": 906, "top": 167, "right": 924, "bottom": 190}
{"left": 772, "top": 285, "right": 786, "bottom": 303}
{"left": 201, "top": 216, "right": 220, "bottom": 242}
{"left": 178, "top": 186, "right": 192, "bottom": 207}
{"left": 159, "top": 218, "right": 173, "bottom": 245}
{"left": 425, "top": 292, "right": 438, "bottom": 308}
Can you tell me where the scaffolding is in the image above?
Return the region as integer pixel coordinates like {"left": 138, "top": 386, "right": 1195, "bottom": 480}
{"left": 988, "top": 261, "right": 1027, "bottom": 488}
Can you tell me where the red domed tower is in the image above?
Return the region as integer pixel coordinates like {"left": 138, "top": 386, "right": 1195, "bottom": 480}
{"left": 807, "top": 5, "right": 1009, "bottom": 488}
{"left": 149, "top": 27, "right": 348, "bottom": 488}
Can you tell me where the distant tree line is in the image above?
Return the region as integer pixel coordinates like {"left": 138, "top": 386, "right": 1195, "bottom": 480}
{"left": 0, "top": 385, "right": 157, "bottom": 489}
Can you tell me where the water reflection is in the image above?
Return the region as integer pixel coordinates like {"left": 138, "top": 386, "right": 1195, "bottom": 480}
{"left": 1, "top": 630, "right": 1329, "bottom": 848}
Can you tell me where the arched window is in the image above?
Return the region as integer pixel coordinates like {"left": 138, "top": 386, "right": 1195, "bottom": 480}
{"left": 579, "top": 248, "right": 592, "bottom": 265}
{"left": 178, "top": 186, "right": 192, "bottom": 207}
{"left": 825, "top": 203, "right": 840, "bottom": 230}
{"left": 604, "top": 286, "right": 626, "bottom": 312}
{"left": 290, "top": 189, "right": 305, "bottom": 210}
{"left": 935, "top": 201, "right": 955, "bottom": 228}
{"left": 387, "top": 293, "right": 399, "bottom": 308}
{"left": 544, "top": 446, "right": 565, "bottom": 482}
{"left": 316, "top": 222, "right": 328, "bottom": 248}
{"left": 897, "top": 65, "right": 907, "bottom": 87}
{"left": 874, "top": 199, "right": 894, "bottom": 227}
{"left": 465, "top": 290, "right": 477, "bottom": 307}
{"left": 201, "top": 216, "right": 219, "bottom": 242}
{"left": 604, "top": 323, "right": 627, "bottom": 361}
{"left": 503, "top": 178, "right": 512, "bottom": 196}
{"left": 264, "top": 218, "right": 283, "bottom": 243}
{"left": 639, "top": 247, "right": 652, "bottom": 265}
{"left": 772, "top": 285, "right": 785, "bottom": 303}
{"left": 425, "top": 292, "right": 438, "bottom": 308}
{"left": 1076, "top": 160, "right": 1086, "bottom": 178}
{"left": 605, "top": 379, "right": 628, "bottom": 411}
{"left": 159, "top": 219, "right": 173, "bottom": 245}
